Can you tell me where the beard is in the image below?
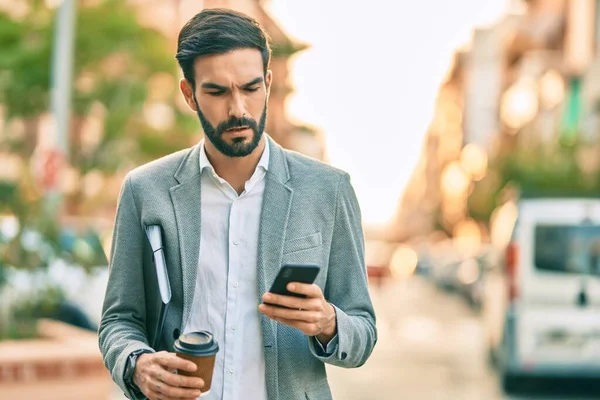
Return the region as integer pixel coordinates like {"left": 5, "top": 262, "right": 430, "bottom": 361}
{"left": 194, "top": 96, "right": 267, "bottom": 158}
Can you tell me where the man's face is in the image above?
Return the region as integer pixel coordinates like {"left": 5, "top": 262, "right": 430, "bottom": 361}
{"left": 180, "top": 48, "right": 271, "bottom": 157}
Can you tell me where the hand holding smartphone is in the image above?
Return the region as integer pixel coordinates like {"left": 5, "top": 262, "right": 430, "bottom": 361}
{"left": 266, "top": 264, "right": 320, "bottom": 307}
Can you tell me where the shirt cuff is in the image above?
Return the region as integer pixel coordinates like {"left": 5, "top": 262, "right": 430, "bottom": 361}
{"left": 312, "top": 334, "right": 339, "bottom": 356}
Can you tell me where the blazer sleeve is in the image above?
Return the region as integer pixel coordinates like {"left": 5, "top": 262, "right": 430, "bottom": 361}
{"left": 308, "top": 173, "right": 377, "bottom": 367}
{"left": 98, "top": 175, "right": 155, "bottom": 399}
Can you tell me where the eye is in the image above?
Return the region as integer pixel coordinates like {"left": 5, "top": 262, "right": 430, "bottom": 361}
{"left": 207, "top": 91, "right": 225, "bottom": 97}
{"left": 245, "top": 87, "right": 260, "bottom": 93}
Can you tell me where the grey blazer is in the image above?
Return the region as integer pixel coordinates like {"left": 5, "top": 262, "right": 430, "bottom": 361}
{"left": 99, "top": 136, "right": 377, "bottom": 400}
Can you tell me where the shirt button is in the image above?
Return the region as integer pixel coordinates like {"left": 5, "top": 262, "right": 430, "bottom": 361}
{"left": 233, "top": 282, "right": 239, "bottom": 288}
{"left": 229, "top": 368, "right": 235, "bottom": 374}
{"left": 231, "top": 325, "right": 236, "bottom": 331}
{"left": 232, "top": 239, "right": 239, "bottom": 245}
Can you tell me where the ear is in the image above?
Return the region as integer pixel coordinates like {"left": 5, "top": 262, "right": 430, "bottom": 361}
{"left": 265, "top": 70, "right": 273, "bottom": 100}
{"left": 179, "top": 79, "right": 198, "bottom": 112}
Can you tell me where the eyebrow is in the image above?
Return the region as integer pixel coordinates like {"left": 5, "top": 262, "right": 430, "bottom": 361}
{"left": 241, "top": 77, "right": 264, "bottom": 88}
{"left": 201, "top": 77, "right": 264, "bottom": 91}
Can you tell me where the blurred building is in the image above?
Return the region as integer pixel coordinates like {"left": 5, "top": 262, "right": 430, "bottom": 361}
{"left": 393, "top": 0, "right": 600, "bottom": 244}
{"left": 464, "top": 18, "right": 519, "bottom": 150}
{"left": 389, "top": 49, "right": 469, "bottom": 242}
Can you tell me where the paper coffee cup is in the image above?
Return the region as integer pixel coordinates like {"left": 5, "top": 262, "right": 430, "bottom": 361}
{"left": 174, "top": 331, "right": 219, "bottom": 397}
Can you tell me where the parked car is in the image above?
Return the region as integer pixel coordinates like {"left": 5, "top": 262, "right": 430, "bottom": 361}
{"left": 0, "top": 215, "right": 110, "bottom": 331}
{"left": 483, "top": 198, "right": 600, "bottom": 392}
{"left": 365, "top": 240, "right": 395, "bottom": 284}
{"left": 429, "top": 240, "right": 462, "bottom": 289}
{"left": 429, "top": 243, "right": 494, "bottom": 310}
{"left": 456, "top": 245, "right": 501, "bottom": 310}
{"left": 414, "top": 243, "right": 435, "bottom": 277}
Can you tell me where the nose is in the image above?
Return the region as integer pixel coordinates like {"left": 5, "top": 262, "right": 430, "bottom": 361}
{"left": 228, "top": 91, "right": 247, "bottom": 120}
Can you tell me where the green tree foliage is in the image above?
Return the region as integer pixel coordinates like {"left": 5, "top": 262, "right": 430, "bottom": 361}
{"left": 0, "top": 0, "right": 198, "bottom": 271}
{"left": 468, "top": 138, "right": 600, "bottom": 222}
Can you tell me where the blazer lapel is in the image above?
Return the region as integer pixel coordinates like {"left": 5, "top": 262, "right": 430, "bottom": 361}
{"left": 258, "top": 137, "right": 293, "bottom": 398}
{"left": 169, "top": 144, "right": 202, "bottom": 331}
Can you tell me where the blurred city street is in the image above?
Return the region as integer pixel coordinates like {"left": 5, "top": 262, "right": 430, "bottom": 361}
{"left": 327, "top": 276, "right": 501, "bottom": 400}
{"left": 325, "top": 276, "right": 600, "bottom": 400}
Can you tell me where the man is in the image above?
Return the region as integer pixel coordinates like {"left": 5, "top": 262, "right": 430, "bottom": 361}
{"left": 99, "top": 8, "right": 376, "bottom": 400}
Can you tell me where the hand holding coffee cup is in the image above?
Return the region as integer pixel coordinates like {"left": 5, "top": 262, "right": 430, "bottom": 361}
{"left": 174, "top": 331, "right": 219, "bottom": 397}
{"left": 133, "top": 351, "right": 205, "bottom": 400}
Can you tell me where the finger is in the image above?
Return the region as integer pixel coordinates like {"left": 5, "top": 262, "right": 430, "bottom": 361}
{"left": 151, "top": 366, "right": 205, "bottom": 390}
{"left": 156, "top": 353, "right": 198, "bottom": 373}
{"left": 148, "top": 376, "right": 202, "bottom": 399}
{"left": 147, "top": 387, "right": 188, "bottom": 400}
{"left": 261, "top": 293, "right": 313, "bottom": 310}
{"left": 146, "top": 388, "right": 183, "bottom": 400}
{"left": 286, "top": 282, "right": 322, "bottom": 298}
{"left": 271, "top": 316, "right": 320, "bottom": 336}
{"left": 259, "top": 303, "right": 319, "bottom": 323}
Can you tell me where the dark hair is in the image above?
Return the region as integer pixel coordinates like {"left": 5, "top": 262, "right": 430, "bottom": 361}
{"left": 175, "top": 8, "right": 272, "bottom": 88}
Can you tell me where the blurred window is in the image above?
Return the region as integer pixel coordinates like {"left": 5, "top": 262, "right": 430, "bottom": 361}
{"left": 534, "top": 224, "right": 600, "bottom": 275}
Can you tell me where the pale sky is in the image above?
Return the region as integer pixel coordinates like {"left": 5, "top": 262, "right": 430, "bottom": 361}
{"left": 267, "top": 0, "right": 511, "bottom": 225}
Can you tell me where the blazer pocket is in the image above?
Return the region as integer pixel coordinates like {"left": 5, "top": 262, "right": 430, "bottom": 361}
{"left": 283, "top": 232, "right": 322, "bottom": 255}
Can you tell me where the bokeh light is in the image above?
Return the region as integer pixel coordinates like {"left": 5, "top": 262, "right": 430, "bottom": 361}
{"left": 500, "top": 77, "right": 539, "bottom": 130}
{"left": 460, "top": 143, "right": 488, "bottom": 181}
{"left": 389, "top": 246, "right": 419, "bottom": 279}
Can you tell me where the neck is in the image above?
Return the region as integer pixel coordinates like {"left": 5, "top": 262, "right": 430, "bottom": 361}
{"left": 204, "top": 136, "right": 267, "bottom": 193}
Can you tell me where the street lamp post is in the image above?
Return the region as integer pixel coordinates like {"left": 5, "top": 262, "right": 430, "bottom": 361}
{"left": 47, "top": 0, "right": 77, "bottom": 212}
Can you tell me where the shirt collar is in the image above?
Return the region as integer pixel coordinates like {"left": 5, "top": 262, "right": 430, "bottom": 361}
{"left": 199, "top": 136, "right": 270, "bottom": 173}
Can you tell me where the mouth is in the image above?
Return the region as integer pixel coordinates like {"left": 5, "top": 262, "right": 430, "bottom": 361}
{"left": 226, "top": 126, "right": 250, "bottom": 132}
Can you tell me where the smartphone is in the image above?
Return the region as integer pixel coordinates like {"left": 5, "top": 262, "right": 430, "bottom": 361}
{"left": 267, "top": 264, "right": 320, "bottom": 302}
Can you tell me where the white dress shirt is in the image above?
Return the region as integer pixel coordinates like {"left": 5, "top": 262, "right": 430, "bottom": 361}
{"left": 184, "top": 139, "right": 270, "bottom": 400}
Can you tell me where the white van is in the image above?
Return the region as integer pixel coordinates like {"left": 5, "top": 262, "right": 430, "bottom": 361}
{"left": 483, "top": 198, "right": 600, "bottom": 392}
